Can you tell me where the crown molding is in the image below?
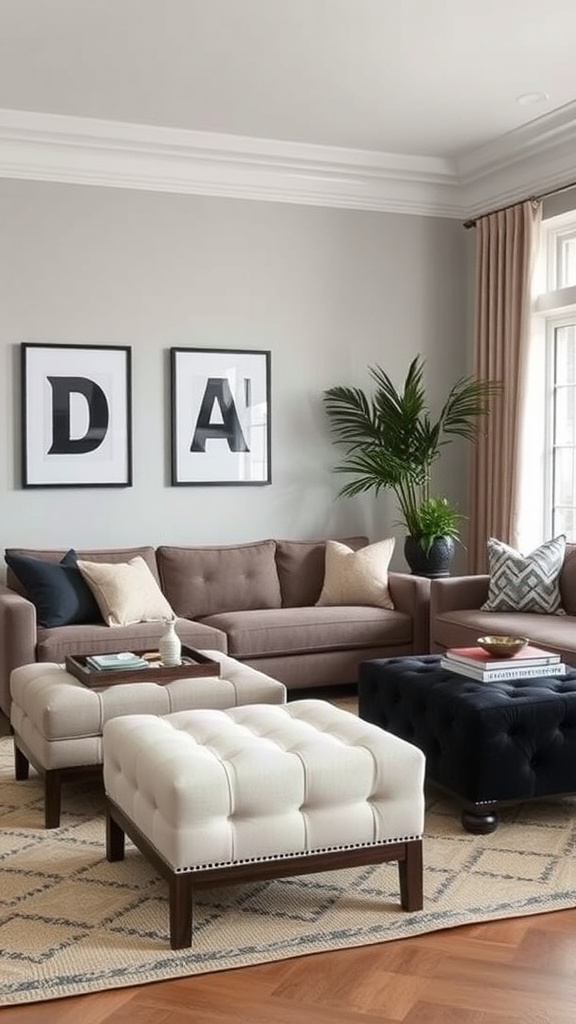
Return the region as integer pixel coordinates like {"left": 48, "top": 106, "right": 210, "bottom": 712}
{"left": 0, "top": 108, "right": 462, "bottom": 216}
{"left": 0, "top": 105, "right": 575, "bottom": 219}
{"left": 456, "top": 100, "right": 576, "bottom": 218}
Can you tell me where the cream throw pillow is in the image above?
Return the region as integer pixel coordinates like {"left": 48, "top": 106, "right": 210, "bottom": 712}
{"left": 316, "top": 539, "right": 395, "bottom": 609}
{"left": 77, "top": 556, "right": 174, "bottom": 627}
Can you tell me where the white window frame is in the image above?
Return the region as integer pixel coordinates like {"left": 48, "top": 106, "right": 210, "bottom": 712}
{"left": 530, "top": 211, "right": 576, "bottom": 546}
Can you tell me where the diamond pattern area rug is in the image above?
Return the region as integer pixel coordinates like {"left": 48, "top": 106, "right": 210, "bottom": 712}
{"left": 2, "top": 735, "right": 576, "bottom": 1006}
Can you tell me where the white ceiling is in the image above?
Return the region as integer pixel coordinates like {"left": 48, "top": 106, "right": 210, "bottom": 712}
{"left": 2, "top": 0, "right": 576, "bottom": 217}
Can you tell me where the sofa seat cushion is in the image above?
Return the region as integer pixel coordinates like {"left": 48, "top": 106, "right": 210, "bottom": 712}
{"left": 199, "top": 606, "right": 412, "bottom": 659}
{"left": 434, "top": 608, "right": 576, "bottom": 664}
{"left": 157, "top": 541, "right": 282, "bottom": 618}
{"left": 35, "top": 617, "right": 227, "bottom": 663}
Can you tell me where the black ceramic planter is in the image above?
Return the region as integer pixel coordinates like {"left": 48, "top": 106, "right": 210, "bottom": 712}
{"left": 404, "top": 535, "right": 455, "bottom": 578}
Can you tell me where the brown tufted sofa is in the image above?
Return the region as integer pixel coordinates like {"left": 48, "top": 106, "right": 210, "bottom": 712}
{"left": 0, "top": 537, "right": 431, "bottom": 717}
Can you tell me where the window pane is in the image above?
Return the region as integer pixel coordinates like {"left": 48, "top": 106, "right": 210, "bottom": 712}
{"left": 554, "top": 324, "right": 576, "bottom": 384}
{"left": 554, "top": 506, "right": 576, "bottom": 539}
{"left": 554, "top": 389, "right": 576, "bottom": 444}
{"left": 553, "top": 446, "right": 576, "bottom": 504}
{"left": 558, "top": 233, "right": 576, "bottom": 288}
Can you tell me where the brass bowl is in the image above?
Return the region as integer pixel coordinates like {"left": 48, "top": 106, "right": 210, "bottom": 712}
{"left": 476, "top": 635, "right": 529, "bottom": 658}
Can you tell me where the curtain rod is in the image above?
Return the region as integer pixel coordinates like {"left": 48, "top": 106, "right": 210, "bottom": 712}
{"left": 463, "top": 179, "right": 576, "bottom": 229}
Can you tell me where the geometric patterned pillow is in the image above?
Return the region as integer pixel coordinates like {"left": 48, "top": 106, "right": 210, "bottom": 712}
{"left": 481, "top": 535, "right": 566, "bottom": 614}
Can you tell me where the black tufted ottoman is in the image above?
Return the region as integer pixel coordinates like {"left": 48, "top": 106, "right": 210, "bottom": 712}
{"left": 358, "top": 654, "right": 576, "bottom": 833}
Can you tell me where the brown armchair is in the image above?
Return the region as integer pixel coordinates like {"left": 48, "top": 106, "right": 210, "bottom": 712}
{"left": 430, "top": 555, "right": 576, "bottom": 667}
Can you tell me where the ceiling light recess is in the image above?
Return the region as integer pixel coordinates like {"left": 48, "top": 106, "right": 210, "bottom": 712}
{"left": 516, "top": 91, "right": 550, "bottom": 105}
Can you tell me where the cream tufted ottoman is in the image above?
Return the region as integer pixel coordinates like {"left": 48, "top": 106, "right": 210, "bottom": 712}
{"left": 10, "top": 651, "right": 286, "bottom": 828}
{"left": 103, "top": 699, "right": 426, "bottom": 949}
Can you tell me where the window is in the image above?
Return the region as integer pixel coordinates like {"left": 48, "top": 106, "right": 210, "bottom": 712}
{"left": 531, "top": 213, "right": 576, "bottom": 545}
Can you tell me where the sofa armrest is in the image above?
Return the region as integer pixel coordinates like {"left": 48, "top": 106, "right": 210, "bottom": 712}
{"left": 388, "top": 572, "right": 431, "bottom": 655}
{"left": 430, "top": 575, "right": 490, "bottom": 617}
{"left": 0, "top": 585, "right": 37, "bottom": 718}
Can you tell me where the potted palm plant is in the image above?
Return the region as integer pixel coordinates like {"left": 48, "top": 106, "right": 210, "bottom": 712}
{"left": 322, "top": 355, "right": 501, "bottom": 577}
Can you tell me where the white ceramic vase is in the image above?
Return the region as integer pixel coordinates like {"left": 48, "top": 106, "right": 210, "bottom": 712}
{"left": 159, "top": 618, "right": 182, "bottom": 667}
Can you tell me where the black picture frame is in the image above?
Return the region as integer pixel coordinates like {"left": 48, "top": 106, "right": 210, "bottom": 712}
{"left": 21, "top": 343, "right": 133, "bottom": 488}
{"left": 171, "top": 348, "right": 271, "bottom": 486}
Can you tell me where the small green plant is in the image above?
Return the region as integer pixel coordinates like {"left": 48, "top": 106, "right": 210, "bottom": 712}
{"left": 406, "top": 496, "right": 464, "bottom": 554}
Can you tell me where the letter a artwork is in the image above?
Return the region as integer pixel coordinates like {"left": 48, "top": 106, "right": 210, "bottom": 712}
{"left": 190, "top": 377, "right": 250, "bottom": 453}
{"left": 171, "top": 347, "right": 270, "bottom": 485}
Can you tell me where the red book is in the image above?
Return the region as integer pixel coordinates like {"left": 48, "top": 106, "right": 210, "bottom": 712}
{"left": 445, "top": 644, "right": 560, "bottom": 671}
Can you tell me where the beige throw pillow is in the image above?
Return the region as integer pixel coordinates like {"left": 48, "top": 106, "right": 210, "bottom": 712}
{"left": 77, "top": 556, "right": 174, "bottom": 627}
{"left": 316, "top": 539, "right": 395, "bottom": 609}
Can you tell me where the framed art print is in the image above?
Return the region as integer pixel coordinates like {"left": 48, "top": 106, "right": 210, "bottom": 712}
{"left": 21, "top": 343, "right": 132, "bottom": 488}
{"left": 171, "top": 348, "right": 271, "bottom": 485}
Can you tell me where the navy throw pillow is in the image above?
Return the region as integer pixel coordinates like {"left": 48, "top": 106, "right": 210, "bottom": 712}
{"left": 5, "top": 548, "right": 102, "bottom": 628}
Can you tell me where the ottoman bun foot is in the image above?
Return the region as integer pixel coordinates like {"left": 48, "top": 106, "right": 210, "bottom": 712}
{"left": 461, "top": 808, "right": 498, "bottom": 835}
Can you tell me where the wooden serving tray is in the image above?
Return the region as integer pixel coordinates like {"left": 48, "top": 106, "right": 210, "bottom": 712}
{"left": 65, "top": 646, "right": 221, "bottom": 688}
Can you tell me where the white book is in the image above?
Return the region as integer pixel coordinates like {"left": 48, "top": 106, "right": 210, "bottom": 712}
{"left": 440, "top": 657, "right": 566, "bottom": 683}
{"left": 445, "top": 645, "right": 560, "bottom": 670}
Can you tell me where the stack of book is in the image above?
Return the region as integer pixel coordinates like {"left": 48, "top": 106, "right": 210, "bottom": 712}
{"left": 440, "top": 644, "right": 565, "bottom": 682}
{"left": 85, "top": 652, "right": 149, "bottom": 672}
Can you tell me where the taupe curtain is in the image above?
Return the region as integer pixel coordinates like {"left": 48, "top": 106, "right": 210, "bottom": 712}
{"left": 468, "top": 199, "right": 542, "bottom": 573}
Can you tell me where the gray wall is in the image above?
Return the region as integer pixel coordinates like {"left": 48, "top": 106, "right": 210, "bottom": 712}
{"left": 0, "top": 178, "right": 470, "bottom": 573}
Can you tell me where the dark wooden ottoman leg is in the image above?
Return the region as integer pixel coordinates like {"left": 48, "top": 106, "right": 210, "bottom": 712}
{"left": 106, "top": 807, "right": 126, "bottom": 861}
{"left": 44, "top": 769, "right": 64, "bottom": 829}
{"left": 13, "top": 740, "right": 29, "bottom": 781}
{"left": 398, "top": 839, "right": 423, "bottom": 911}
{"left": 169, "top": 873, "right": 193, "bottom": 950}
{"left": 14, "top": 734, "right": 64, "bottom": 829}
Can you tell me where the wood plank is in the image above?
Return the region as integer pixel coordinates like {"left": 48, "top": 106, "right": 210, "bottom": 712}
{"left": 4, "top": 913, "right": 576, "bottom": 1023}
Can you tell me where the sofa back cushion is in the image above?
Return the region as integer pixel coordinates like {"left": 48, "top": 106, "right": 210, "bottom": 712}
{"left": 560, "top": 543, "right": 576, "bottom": 615}
{"left": 157, "top": 541, "right": 281, "bottom": 619}
{"left": 6, "top": 546, "right": 160, "bottom": 595}
{"left": 275, "top": 536, "right": 369, "bottom": 607}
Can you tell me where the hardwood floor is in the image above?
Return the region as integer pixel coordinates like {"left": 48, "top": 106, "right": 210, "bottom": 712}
{"left": 3, "top": 909, "right": 576, "bottom": 1022}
